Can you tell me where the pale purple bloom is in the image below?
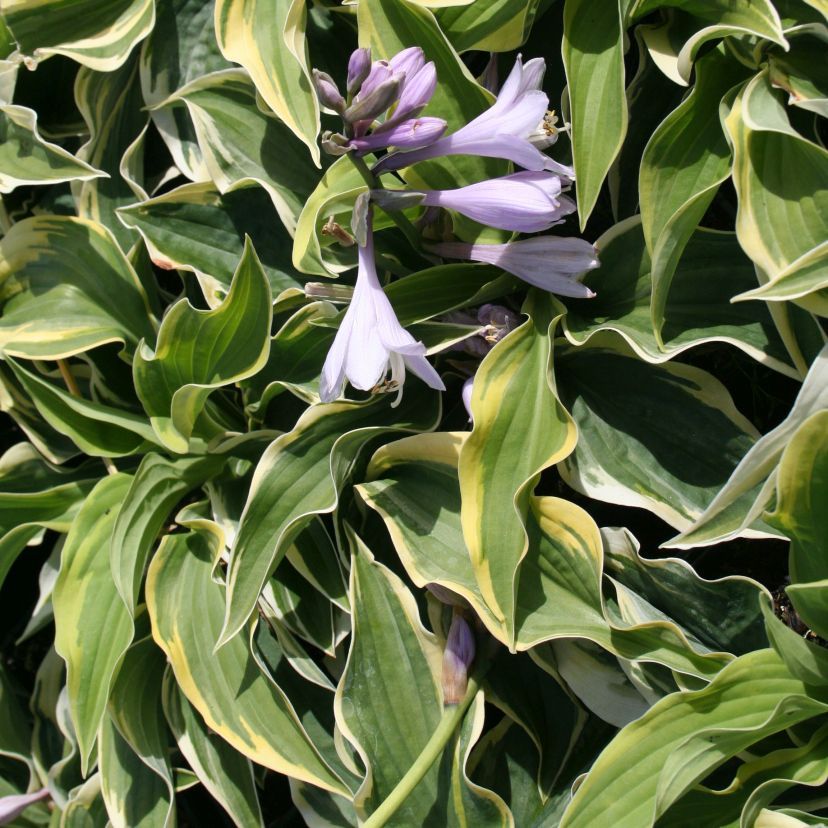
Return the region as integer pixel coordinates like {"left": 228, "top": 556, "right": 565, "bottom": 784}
{"left": 374, "top": 55, "right": 574, "bottom": 179}
{"left": 442, "top": 613, "right": 475, "bottom": 704}
{"left": 319, "top": 209, "right": 445, "bottom": 405}
{"left": 406, "top": 171, "right": 575, "bottom": 233}
{"left": 461, "top": 376, "right": 474, "bottom": 421}
{"left": 348, "top": 117, "right": 446, "bottom": 153}
{"left": 431, "top": 236, "right": 599, "bottom": 298}
{"left": 0, "top": 789, "right": 50, "bottom": 825}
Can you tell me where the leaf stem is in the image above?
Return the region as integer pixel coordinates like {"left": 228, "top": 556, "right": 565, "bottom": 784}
{"left": 57, "top": 358, "right": 118, "bottom": 476}
{"left": 361, "top": 673, "right": 481, "bottom": 828}
{"left": 347, "top": 154, "right": 421, "bottom": 250}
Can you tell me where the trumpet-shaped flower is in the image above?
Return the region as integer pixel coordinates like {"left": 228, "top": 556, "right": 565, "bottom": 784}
{"left": 376, "top": 170, "right": 574, "bottom": 233}
{"left": 319, "top": 210, "right": 445, "bottom": 404}
{"left": 373, "top": 55, "right": 573, "bottom": 178}
{"left": 430, "top": 236, "right": 599, "bottom": 298}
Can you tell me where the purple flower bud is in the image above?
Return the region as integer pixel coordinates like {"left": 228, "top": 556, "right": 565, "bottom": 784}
{"left": 312, "top": 69, "right": 345, "bottom": 113}
{"left": 430, "top": 236, "right": 599, "bottom": 298}
{"left": 348, "top": 117, "right": 446, "bottom": 155}
{"left": 358, "top": 61, "right": 393, "bottom": 99}
{"left": 347, "top": 47, "right": 372, "bottom": 95}
{"left": 388, "top": 46, "right": 425, "bottom": 79}
{"left": 417, "top": 171, "right": 575, "bottom": 234}
{"left": 442, "top": 613, "right": 475, "bottom": 705}
{"left": 344, "top": 74, "right": 402, "bottom": 126}
{"left": 376, "top": 62, "right": 437, "bottom": 130}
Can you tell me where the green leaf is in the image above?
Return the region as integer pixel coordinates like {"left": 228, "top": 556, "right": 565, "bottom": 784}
{"left": 133, "top": 237, "right": 272, "bottom": 453}
{"left": 436, "top": 0, "right": 543, "bottom": 52}
{"left": 139, "top": 0, "right": 230, "bottom": 180}
{"left": 639, "top": 45, "right": 749, "bottom": 342}
{"left": 0, "top": 103, "right": 103, "bottom": 193}
{"left": 360, "top": 433, "right": 733, "bottom": 677}
{"left": 162, "top": 674, "right": 263, "bottom": 828}
{"left": 243, "top": 301, "right": 338, "bottom": 408}
{"left": 119, "top": 181, "right": 305, "bottom": 305}
{"left": 0, "top": 216, "right": 156, "bottom": 360}
{"left": 0, "top": 442, "right": 98, "bottom": 588}
{"left": 2, "top": 0, "right": 154, "bottom": 71}
{"left": 459, "top": 291, "right": 577, "bottom": 645}
{"left": 761, "top": 595, "right": 828, "bottom": 688}
{"left": 563, "top": 0, "right": 628, "bottom": 228}
{"left": 724, "top": 73, "right": 828, "bottom": 314}
{"left": 669, "top": 344, "right": 828, "bottom": 548}
{"left": 74, "top": 53, "right": 146, "bottom": 250}
{"left": 766, "top": 409, "right": 828, "bottom": 584}
{"left": 336, "top": 532, "right": 510, "bottom": 825}
{"left": 220, "top": 384, "right": 441, "bottom": 646}
{"left": 214, "top": 0, "right": 320, "bottom": 165}
{"left": 145, "top": 523, "right": 349, "bottom": 795}
{"left": 52, "top": 473, "right": 134, "bottom": 774}
{"left": 556, "top": 346, "right": 760, "bottom": 532}
{"left": 559, "top": 649, "right": 828, "bottom": 828}
{"left": 768, "top": 33, "right": 828, "bottom": 117}
{"left": 292, "top": 155, "right": 366, "bottom": 277}
{"left": 564, "top": 217, "right": 794, "bottom": 374}
{"left": 659, "top": 718, "right": 828, "bottom": 828}
{"left": 483, "top": 649, "right": 585, "bottom": 797}
{"left": 110, "top": 453, "right": 222, "bottom": 616}
{"left": 157, "top": 70, "right": 319, "bottom": 237}
{"left": 7, "top": 358, "right": 159, "bottom": 458}
{"left": 99, "top": 714, "right": 173, "bottom": 828}
{"left": 631, "top": 0, "right": 786, "bottom": 84}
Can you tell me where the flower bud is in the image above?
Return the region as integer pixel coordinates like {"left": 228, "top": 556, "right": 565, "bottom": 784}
{"left": 347, "top": 47, "right": 372, "bottom": 95}
{"left": 312, "top": 69, "right": 345, "bottom": 113}
{"left": 344, "top": 74, "right": 402, "bottom": 125}
{"left": 389, "top": 46, "right": 425, "bottom": 79}
{"left": 369, "top": 188, "right": 425, "bottom": 212}
{"left": 442, "top": 613, "right": 475, "bottom": 705}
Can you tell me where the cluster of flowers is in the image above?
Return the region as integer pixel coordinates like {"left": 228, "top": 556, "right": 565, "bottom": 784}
{"left": 312, "top": 47, "right": 599, "bottom": 405}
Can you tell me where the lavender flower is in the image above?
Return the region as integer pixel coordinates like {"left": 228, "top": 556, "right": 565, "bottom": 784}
{"left": 374, "top": 55, "right": 573, "bottom": 178}
{"left": 319, "top": 208, "right": 445, "bottom": 405}
{"left": 373, "top": 171, "right": 574, "bottom": 233}
{"left": 461, "top": 376, "right": 474, "bottom": 421}
{"left": 430, "top": 236, "right": 599, "bottom": 298}
{"left": 442, "top": 613, "right": 475, "bottom": 704}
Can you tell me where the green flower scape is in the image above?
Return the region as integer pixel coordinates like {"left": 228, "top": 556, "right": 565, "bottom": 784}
{"left": 0, "top": 0, "right": 826, "bottom": 826}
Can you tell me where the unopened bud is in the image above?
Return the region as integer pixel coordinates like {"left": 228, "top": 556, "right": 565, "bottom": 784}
{"left": 320, "top": 130, "right": 352, "bottom": 156}
{"left": 312, "top": 70, "right": 345, "bottom": 113}
{"left": 344, "top": 75, "right": 401, "bottom": 125}
{"left": 347, "top": 47, "right": 372, "bottom": 95}
{"left": 442, "top": 613, "right": 475, "bottom": 705}
{"left": 389, "top": 46, "right": 425, "bottom": 79}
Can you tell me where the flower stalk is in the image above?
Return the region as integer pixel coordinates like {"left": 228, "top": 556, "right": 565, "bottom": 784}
{"left": 361, "top": 670, "right": 482, "bottom": 828}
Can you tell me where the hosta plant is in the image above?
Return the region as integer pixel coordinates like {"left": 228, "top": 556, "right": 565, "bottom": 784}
{"left": 0, "top": 0, "right": 827, "bottom": 826}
